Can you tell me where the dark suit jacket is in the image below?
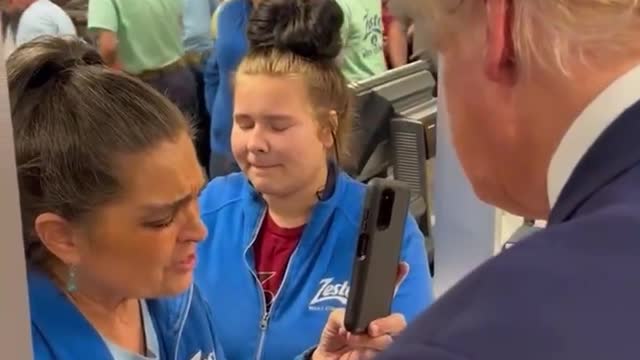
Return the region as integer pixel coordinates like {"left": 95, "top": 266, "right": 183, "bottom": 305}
{"left": 377, "top": 100, "right": 640, "bottom": 359}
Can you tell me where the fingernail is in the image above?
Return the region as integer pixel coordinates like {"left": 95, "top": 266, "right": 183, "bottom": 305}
{"left": 369, "top": 324, "right": 379, "bottom": 335}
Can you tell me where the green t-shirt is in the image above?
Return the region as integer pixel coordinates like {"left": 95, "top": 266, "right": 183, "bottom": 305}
{"left": 88, "top": 0, "right": 184, "bottom": 74}
{"left": 336, "top": 0, "right": 387, "bottom": 83}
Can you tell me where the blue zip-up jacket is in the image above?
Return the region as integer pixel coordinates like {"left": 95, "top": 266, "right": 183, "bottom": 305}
{"left": 196, "top": 171, "right": 434, "bottom": 360}
{"left": 203, "top": 0, "right": 250, "bottom": 156}
{"left": 28, "top": 270, "right": 225, "bottom": 360}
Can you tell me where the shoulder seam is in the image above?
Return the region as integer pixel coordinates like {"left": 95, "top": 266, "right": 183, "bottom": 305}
{"left": 200, "top": 197, "right": 243, "bottom": 217}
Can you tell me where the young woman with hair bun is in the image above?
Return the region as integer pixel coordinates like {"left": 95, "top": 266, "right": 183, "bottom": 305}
{"left": 195, "top": 0, "right": 434, "bottom": 359}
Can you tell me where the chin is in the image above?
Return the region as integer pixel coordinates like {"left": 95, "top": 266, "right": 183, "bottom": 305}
{"left": 160, "top": 272, "right": 194, "bottom": 297}
{"left": 471, "top": 178, "right": 546, "bottom": 219}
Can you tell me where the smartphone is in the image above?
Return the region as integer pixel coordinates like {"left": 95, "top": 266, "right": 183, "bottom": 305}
{"left": 344, "top": 178, "right": 411, "bottom": 334}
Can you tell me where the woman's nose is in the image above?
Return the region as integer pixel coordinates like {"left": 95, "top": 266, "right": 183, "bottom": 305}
{"left": 246, "top": 128, "right": 269, "bottom": 153}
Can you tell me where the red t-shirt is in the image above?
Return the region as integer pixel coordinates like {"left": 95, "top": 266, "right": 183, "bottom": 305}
{"left": 253, "top": 214, "right": 304, "bottom": 310}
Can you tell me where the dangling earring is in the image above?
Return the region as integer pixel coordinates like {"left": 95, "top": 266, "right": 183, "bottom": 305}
{"left": 66, "top": 266, "right": 77, "bottom": 293}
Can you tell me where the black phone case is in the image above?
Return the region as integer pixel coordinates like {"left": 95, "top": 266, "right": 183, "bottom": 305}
{"left": 344, "top": 178, "right": 411, "bottom": 334}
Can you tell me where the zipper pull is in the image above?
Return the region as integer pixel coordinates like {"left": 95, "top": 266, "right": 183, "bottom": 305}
{"left": 259, "top": 312, "right": 269, "bottom": 330}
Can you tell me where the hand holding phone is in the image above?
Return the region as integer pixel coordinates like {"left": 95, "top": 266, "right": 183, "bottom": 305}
{"left": 344, "top": 178, "right": 411, "bottom": 334}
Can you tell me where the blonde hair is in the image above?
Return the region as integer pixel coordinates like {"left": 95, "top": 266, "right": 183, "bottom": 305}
{"left": 425, "top": 0, "right": 640, "bottom": 75}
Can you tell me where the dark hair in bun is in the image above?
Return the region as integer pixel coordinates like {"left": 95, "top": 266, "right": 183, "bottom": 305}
{"left": 247, "top": 0, "right": 344, "bottom": 62}
{"left": 8, "top": 36, "right": 104, "bottom": 111}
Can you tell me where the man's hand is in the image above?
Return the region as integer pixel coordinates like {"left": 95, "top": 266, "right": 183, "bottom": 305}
{"left": 311, "top": 263, "right": 410, "bottom": 360}
{"left": 312, "top": 310, "right": 406, "bottom": 360}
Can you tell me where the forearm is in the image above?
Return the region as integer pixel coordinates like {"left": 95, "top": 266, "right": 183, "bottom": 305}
{"left": 387, "top": 21, "right": 409, "bottom": 68}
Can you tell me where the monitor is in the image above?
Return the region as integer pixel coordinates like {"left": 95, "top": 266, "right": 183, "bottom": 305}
{"left": 347, "top": 60, "right": 436, "bottom": 181}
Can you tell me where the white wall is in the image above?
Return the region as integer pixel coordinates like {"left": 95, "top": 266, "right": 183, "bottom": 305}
{"left": 432, "top": 60, "right": 505, "bottom": 297}
{"left": 0, "top": 29, "right": 33, "bottom": 358}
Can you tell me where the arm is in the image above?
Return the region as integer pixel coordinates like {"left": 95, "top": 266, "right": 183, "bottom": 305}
{"left": 95, "top": 30, "right": 120, "bottom": 68}
{"left": 391, "top": 216, "right": 434, "bottom": 322}
{"left": 87, "top": 0, "right": 120, "bottom": 68}
{"left": 386, "top": 17, "right": 408, "bottom": 68}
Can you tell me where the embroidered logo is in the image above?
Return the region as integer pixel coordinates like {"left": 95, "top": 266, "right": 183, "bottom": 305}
{"left": 190, "top": 351, "right": 216, "bottom": 360}
{"left": 309, "top": 278, "right": 350, "bottom": 311}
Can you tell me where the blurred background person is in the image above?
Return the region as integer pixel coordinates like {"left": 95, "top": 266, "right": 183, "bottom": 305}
{"left": 1, "top": 0, "right": 76, "bottom": 46}
{"left": 9, "top": 36, "right": 221, "bottom": 360}
{"left": 183, "top": 0, "right": 218, "bottom": 177}
{"left": 1, "top": 7, "right": 19, "bottom": 58}
{"left": 335, "top": 0, "right": 387, "bottom": 82}
{"left": 210, "top": 0, "right": 226, "bottom": 40}
{"left": 388, "top": 0, "right": 436, "bottom": 72}
{"left": 51, "top": 0, "right": 89, "bottom": 42}
{"left": 87, "top": 0, "right": 209, "bottom": 170}
{"left": 203, "top": 0, "right": 251, "bottom": 177}
{"left": 196, "top": 0, "right": 434, "bottom": 359}
{"left": 382, "top": 0, "right": 408, "bottom": 69}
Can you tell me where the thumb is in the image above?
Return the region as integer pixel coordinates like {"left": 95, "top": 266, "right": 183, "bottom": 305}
{"left": 393, "top": 262, "right": 410, "bottom": 296}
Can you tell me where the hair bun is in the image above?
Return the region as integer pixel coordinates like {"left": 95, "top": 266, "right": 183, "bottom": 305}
{"left": 248, "top": 0, "right": 344, "bottom": 62}
{"left": 8, "top": 36, "right": 104, "bottom": 93}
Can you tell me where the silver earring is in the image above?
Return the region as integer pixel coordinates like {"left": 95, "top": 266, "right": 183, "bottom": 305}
{"left": 66, "top": 266, "right": 77, "bottom": 293}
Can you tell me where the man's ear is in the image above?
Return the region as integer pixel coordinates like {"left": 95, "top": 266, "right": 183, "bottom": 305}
{"left": 484, "top": 0, "right": 516, "bottom": 85}
{"left": 320, "top": 110, "right": 338, "bottom": 149}
{"left": 34, "top": 213, "right": 82, "bottom": 266}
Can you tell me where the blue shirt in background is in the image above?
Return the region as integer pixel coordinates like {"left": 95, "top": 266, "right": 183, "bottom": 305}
{"left": 203, "top": 0, "right": 250, "bottom": 159}
{"left": 16, "top": 0, "right": 76, "bottom": 46}
{"left": 183, "top": 0, "right": 216, "bottom": 54}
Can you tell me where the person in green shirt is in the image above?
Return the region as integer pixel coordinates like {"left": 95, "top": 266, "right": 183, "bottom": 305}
{"left": 335, "top": 0, "right": 387, "bottom": 83}
{"left": 88, "top": 0, "right": 205, "bottom": 170}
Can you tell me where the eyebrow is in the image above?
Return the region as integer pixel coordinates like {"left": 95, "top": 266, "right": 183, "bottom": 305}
{"left": 141, "top": 181, "right": 207, "bottom": 214}
{"left": 234, "top": 113, "right": 294, "bottom": 122}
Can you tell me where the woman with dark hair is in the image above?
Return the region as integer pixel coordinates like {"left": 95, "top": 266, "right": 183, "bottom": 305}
{"left": 196, "top": 0, "right": 434, "bottom": 359}
{"left": 10, "top": 36, "right": 220, "bottom": 360}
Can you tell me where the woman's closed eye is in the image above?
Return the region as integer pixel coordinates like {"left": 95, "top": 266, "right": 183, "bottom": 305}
{"left": 234, "top": 115, "right": 255, "bottom": 130}
{"left": 144, "top": 214, "right": 176, "bottom": 229}
{"left": 270, "top": 123, "right": 291, "bottom": 132}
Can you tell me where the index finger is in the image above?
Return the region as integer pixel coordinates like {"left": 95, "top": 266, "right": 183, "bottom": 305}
{"left": 368, "top": 313, "right": 406, "bottom": 337}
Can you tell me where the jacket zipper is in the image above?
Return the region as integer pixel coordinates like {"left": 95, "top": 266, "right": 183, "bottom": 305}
{"left": 244, "top": 210, "right": 268, "bottom": 360}
{"left": 245, "top": 209, "right": 302, "bottom": 360}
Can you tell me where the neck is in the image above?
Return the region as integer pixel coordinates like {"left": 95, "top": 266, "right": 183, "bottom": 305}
{"left": 49, "top": 265, "right": 144, "bottom": 351}
{"left": 518, "top": 57, "right": 640, "bottom": 218}
{"left": 263, "top": 164, "right": 329, "bottom": 228}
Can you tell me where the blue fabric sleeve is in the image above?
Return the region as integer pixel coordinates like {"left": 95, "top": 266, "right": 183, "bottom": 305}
{"left": 294, "top": 347, "right": 315, "bottom": 360}
{"left": 203, "top": 40, "right": 220, "bottom": 114}
{"left": 391, "top": 216, "right": 434, "bottom": 322}
{"left": 31, "top": 325, "right": 55, "bottom": 360}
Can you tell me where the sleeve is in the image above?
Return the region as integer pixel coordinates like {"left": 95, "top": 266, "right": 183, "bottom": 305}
{"left": 15, "top": 13, "right": 55, "bottom": 46}
{"left": 376, "top": 343, "right": 470, "bottom": 360}
{"left": 15, "top": 7, "right": 69, "bottom": 46}
{"left": 391, "top": 216, "right": 434, "bottom": 322}
{"left": 203, "top": 41, "right": 220, "bottom": 114}
{"left": 294, "top": 347, "right": 316, "bottom": 360}
{"left": 57, "top": 12, "right": 77, "bottom": 36}
{"left": 31, "top": 325, "right": 56, "bottom": 360}
{"left": 87, "top": 0, "right": 119, "bottom": 32}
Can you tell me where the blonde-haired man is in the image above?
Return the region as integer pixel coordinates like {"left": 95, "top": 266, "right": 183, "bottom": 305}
{"left": 378, "top": 1, "right": 640, "bottom": 359}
